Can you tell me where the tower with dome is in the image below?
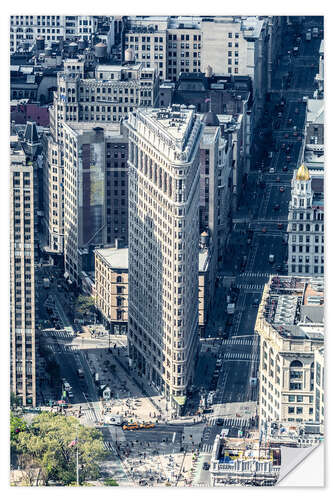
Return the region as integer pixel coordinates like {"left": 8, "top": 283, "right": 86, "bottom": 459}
{"left": 287, "top": 164, "right": 324, "bottom": 276}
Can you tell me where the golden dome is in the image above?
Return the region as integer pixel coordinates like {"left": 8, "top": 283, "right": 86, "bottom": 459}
{"left": 296, "top": 164, "right": 310, "bottom": 181}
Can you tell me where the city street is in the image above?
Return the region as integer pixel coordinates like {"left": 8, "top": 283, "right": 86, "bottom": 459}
{"left": 29, "top": 17, "right": 323, "bottom": 488}
{"left": 194, "top": 18, "right": 321, "bottom": 425}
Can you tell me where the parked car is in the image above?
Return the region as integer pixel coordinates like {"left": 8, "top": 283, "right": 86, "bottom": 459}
{"left": 280, "top": 186, "right": 285, "bottom": 193}
{"left": 203, "top": 462, "right": 210, "bottom": 470}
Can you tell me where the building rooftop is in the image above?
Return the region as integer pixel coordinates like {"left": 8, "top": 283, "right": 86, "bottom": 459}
{"left": 142, "top": 106, "right": 195, "bottom": 142}
{"left": 96, "top": 245, "right": 208, "bottom": 274}
{"left": 95, "top": 63, "right": 142, "bottom": 73}
{"left": 95, "top": 247, "right": 128, "bottom": 269}
{"left": 199, "top": 248, "right": 210, "bottom": 272}
{"left": 63, "top": 121, "right": 124, "bottom": 139}
{"left": 10, "top": 134, "right": 26, "bottom": 163}
{"left": 261, "top": 276, "right": 324, "bottom": 342}
{"left": 128, "top": 105, "right": 202, "bottom": 160}
{"left": 304, "top": 151, "right": 324, "bottom": 168}
{"left": 306, "top": 99, "right": 324, "bottom": 125}
{"left": 201, "top": 125, "right": 219, "bottom": 145}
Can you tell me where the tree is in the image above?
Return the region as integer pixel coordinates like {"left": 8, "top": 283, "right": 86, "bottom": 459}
{"left": 104, "top": 478, "right": 119, "bottom": 486}
{"left": 75, "top": 295, "right": 95, "bottom": 318}
{"left": 13, "top": 413, "right": 106, "bottom": 486}
{"left": 10, "top": 412, "right": 27, "bottom": 444}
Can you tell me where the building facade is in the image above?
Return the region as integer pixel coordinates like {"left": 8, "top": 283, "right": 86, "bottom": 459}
{"left": 124, "top": 28, "right": 168, "bottom": 79}
{"left": 199, "top": 115, "right": 233, "bottom": 262}
{"left": 94, "top": 245, "right": 212, "bottom": 337}
{"left": 62, "top": 121, "right": 128, "bottom": 285}
{"left": 287, "top": 164, "right": 324, "bottom": 276}
{"left": 10, "top": 134, "right": 37, "bottom": 406}
{"left": 94, "top": 246, "right": 128, "bottom": 334}
{"left": 10, "top": 15, "right": 99, "bottom": 53}
{"left": 210, "top": 435, "right": 280, "bottom": 486}
{"left": 200, "top": 16, "right": 269, "bottom": 125}
{"left": 255, "top": 275, "right": 324, "bottom": 428}
{"left": 50, "top": 60, "right": 159, "bottom": 145}
{"left": 313, "top": 346, "right": 324, "bottom": 424}
{"left": 45, "top": 61, "right": 157, "bottom": 255}
{"left": 125, "top": 105, "right": 204, "bottom": 413}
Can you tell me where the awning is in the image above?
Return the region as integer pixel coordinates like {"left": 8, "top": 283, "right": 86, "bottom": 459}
{"left": 173, "top": 396, "right": 186, "bottom": 406}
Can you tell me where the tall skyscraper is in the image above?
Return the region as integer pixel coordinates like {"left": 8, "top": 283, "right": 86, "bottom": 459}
{"left": 62, "top": 122, "right": 128, "bottom": 285}
{"left": 10, "top": 133, "right": 37, "bottom": 406}
{"left": 125, "top": 105, "right": 204, "bottom": 415}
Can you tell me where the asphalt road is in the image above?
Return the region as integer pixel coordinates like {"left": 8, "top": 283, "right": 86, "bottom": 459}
{"left": 198, "top": 20, "right": 322, "bottom": 411}
{"left": 35, "top": 20, "right": 322, "bottom": 478}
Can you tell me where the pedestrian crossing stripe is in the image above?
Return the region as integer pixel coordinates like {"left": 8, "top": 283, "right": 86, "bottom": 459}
{"left": 223, "top": 339, "right": 253, "bottom": 345}
{"left": 237, "top": 284, "right": 265, "bottom": 289}
{"left": 41, "top": 330, "right": 74, "bottom": 339}
{"left": 208, "top": 417, "right": 251, "bottom": 427}
{"left": 224, "top": 352, "right": 259, "bottom": 361}
{"left": 241, "top": 272, "right": 271, "bottom": 277}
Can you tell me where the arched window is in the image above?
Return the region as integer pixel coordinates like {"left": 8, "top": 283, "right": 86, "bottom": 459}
{"left": 289, "top": 360, "right": 303, "bottom": 390}
{"left": 116, "top": 275, "right": 122, "bottom": 283}
{"left": 290, "top": 360, "right": 303, "bottom": 367}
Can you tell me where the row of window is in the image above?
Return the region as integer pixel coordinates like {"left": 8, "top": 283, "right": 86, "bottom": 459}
{"left": 291, "top": 264, "right": 324, "bottom": 274}
{"left": 291, "top": 223, "right": 324, "bottom": 231}
{"left": 291, "top": 245, "right": 324, "bottom": 253}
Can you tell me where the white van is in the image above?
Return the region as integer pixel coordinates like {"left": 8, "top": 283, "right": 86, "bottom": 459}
{"left": 269, "top": 254, "right": 275, "bottom": 263}
{"left": 269, "top": 167, "right": 275, "bottom": 174}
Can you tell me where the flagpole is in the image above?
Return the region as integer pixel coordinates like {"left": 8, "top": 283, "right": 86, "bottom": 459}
{"left": 76, "top": 427, "right": 79, "bottom": 486}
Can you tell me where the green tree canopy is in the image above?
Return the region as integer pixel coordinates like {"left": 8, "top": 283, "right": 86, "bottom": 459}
{"left": 13, "top": 412, "right": 106, "bottom": 486}
{"left": 104, "top": 478, "right": 119, "bottom": 486}
{"left": 10, "top": 412, "right": 27, "bottom": 442}
{"left": 75, "top": 295, "right": 95, "bottom": 317}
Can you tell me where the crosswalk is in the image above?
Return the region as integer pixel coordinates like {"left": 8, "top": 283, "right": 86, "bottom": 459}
{"left": 63, "top": 344, "right": 80, "bottom": 352}
{"left": 47, "top": 343, "right": 80, "bottom": 354}
{"left": 83, "top": 402, "right": 103, "bottom": 425}
{"left": 201, "top": 443, "right": 213, "bottom": 453}
{"left": 237, "top": 283, "right": 265, "bottom": 290}
{"left": 222, "top": 338, "right": 254, "bottom": 346}
{"left": 223, "top": 352, "right": 260, "bottom": 362}
{"left": 41, "top": 329, "right": 75, "bottom": 339}
{"left": 209, "top": 416, "right": 251, "bottom": 428}
{"left": 103, "top": 441, "right": 116, "bottom": 453}
{"left": 241, "top": 272, "right": 271, "bottom": 278}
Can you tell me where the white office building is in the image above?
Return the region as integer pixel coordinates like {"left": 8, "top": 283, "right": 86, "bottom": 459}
{"left": 287, "top": 164, "right": 324, "bottom": 276}
{"left": 125, "top": 105, "right": 204, "bottom": 414}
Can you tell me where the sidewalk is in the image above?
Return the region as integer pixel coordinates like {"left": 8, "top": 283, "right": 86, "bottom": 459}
{"left": 85, "top": 349, "right": 167, "bottom": 423}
